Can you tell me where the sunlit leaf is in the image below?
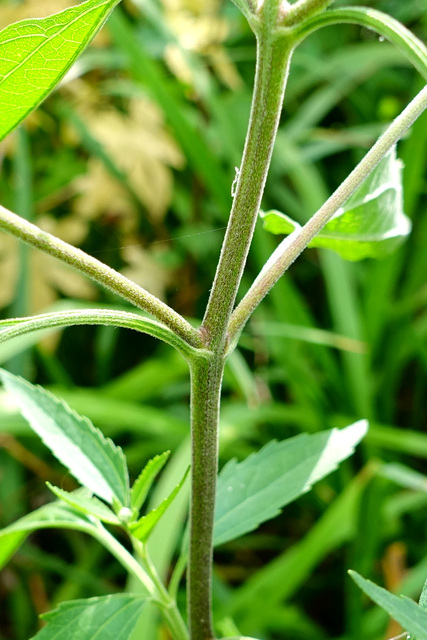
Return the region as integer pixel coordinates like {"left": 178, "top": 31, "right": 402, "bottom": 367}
{"left": 214, "top": 420, "right": 367, "bottom": 546}
{"left": 0, "top": 369, "right": 129, "bottom": 506}
{"left": 262, "top": 148, "right": 411, "bottom": 261}
{"left": 32, "top": 594, "right": 147, "bottom": 640}
{"left": 0, "top": 0, "right": 120, "bottom": 141}
{"left": 350, "top": 571, "right": 427, "bottom": 640}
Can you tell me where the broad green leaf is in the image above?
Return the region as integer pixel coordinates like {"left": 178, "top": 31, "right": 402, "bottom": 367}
{"left": 32, "top": 594, "right": 147, "bottom": 640}
{"left": 0, "top": 0, "right": 120, "bottom": 142}
{"left": 214, "top": 420, "right": 367, "bottom": 546}
{"left": 131, "top": 451, "right": 170, "bottom": 513}
{"left": 0, "top": 502, "right": 97, "bottom": 570}
{"left": 262, "top": 148, "right": 411, "bottom": 261}
{"left": 129, "top": 467, "right": 190, "bottom": 543}
{"left": 349, "top": 571, "right": 427, "bottom": 640}
{"left": 47, "top": 484, "right": 121, "bottom": 525}
{"left": 0, "top": 369, "right": 129, "bottom": 506}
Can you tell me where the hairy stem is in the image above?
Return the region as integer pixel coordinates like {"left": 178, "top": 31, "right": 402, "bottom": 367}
{"left": 283, "top": 0, "right": 335, "bottom": 26}
{"left": 0, "top": 205, "right": 201, "bottom": 348}
{"left": 290, "top": 7, "right": 427, "bottom": 80}
{"left": 188, "top": 354, "right": 224, "bottom": 640}
{"left": 201, "top": 32, "right": 293, "bottom": 352}
{"left": 228, "top": 83, "right": 427, "bottom": 343}
{"left": 189, "top": 19, "right": 296, "bottom": 640}
{"left": 0, "top": 309, "right": 204, "bottom": 361}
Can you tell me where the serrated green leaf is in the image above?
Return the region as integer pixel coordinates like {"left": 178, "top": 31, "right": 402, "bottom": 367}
{"left": 214, "top": 420, "right": 367, "bottom": 546}
{"left": 31, "top": 594, "right": 147, "bottom": 640}
{"left": 0, "top": 502, "right": 96, "bottom": 570}
{"left": 349, "top": 571, "right": 427, "bottom": 640}
{"left": 0, "top": 369, "right": 129, "bottom": 506}
{"left": 47, "top": 483, "right": 121, "bottom": 525}
{"left": 262, "top": 148, "right": 411, "bottom": 261}
{"left": 131, "top": 451, "right": 170, "bottom": 513}
{"left": 129, "top": 467, "right": 190, "bottom": 543}
{"left": 0, "top": 0, "right": 120, "bottom": 142}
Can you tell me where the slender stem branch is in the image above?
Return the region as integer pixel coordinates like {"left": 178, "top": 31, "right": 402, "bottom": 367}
{"left": 201, "top": 32, "right": 294, "bottom": 352}
{"left": 134, "top": 540, "right": 190, "bottom": 640}
{"left": 228, "top": 83, "right": 427, "bottom": 344}
{"left": 94, "top": 524, "right": 189, "bottom": 640}
{"left": 0, "top": 205, "right": 201, "bottom": 349}
{"left": 168, "top": 552, "right": 187, "bottom": 600}
{"left": 0, "top": 309, "right": 206, "bottom": 361}
{"left": 92, "top": 522, "right": 157, "bottom": 596}
{"left": 188, "top": 354, "right": 224, "bottom": 640}
{"left": 282, "top": 0, "right": 335, "bottom": 27}
{"left": 289, "top": 7, "right": 427, "bottom": 80}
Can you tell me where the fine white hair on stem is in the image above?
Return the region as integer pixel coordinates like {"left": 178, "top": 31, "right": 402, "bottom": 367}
{"left": 231, "top": 166, "right": 241, "bottom": 198}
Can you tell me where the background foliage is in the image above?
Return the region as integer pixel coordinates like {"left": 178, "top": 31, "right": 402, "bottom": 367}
{"left": 0, "top": 0, "right": 426, "bottom": 639}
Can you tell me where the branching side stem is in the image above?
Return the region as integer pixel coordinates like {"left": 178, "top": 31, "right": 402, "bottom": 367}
{"left": 0, "top": 309, "right": 205, "bottom": 361}
{"left": 228, "top": 83, "right": 427, "bottom": 343}
{"left": 0, "top": 205, "right": 201, "bottom": 349}
{"left": 283, "top": 0, "right": 335, "bottom": 26}
{"left": 289, "top": 7, "right": 427, "bottom": 80}
{"left": 133, "top": 539, "right": 190, "bottom": 640}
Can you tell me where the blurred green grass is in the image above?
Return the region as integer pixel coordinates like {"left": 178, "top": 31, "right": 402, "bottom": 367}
{"left": 0, "top": 1, "right": 426, "bottom": 639}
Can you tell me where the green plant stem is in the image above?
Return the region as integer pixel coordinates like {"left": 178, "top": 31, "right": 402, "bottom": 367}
{"left": 188, "top": 354, "right": 224, "bottom": 640}
{"left": 94, "top": 524, "right": 189, "bottom": 639}
{"left": 283, "top": 0, "right": 335, "bottom": 26}
{"left": 0, "top": 309, "right": 205, "bottom": 361}
{"left": 168, "top": 551, "right": 187, "bottom": 600}
{"left": 189, "top": 20, "right": 296, "bottom": 640}
{"left": 290, "top": 7, "right": 427, "bottom": 80}
{"left": 92, "top": 522, "right": 157, "bottom": 596}
{"left": 134, "top": 540, "right": 190, "bottom": 640}
{"left": 201, "top": 31, "right": 294, "bottom": 352}
{"left": 0, "top": 205, "right": 201, "bottom": 349}
{"left": 228, "top": 83, "right": 427, "bottom": 344}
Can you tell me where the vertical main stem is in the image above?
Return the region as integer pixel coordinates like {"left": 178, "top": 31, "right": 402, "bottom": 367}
{"left": 188, "top": 354, "right": 224, "bottom": 640}
{"left": 202, "top": 32, "right": 294, "bottom": 352}
{"left": 188, "top": 20, "right": 297, "bottom": 640}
